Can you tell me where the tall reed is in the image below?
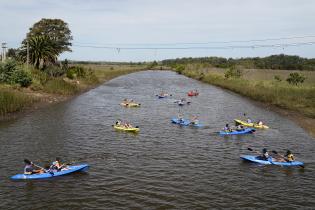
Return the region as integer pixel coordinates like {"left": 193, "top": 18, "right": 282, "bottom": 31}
{"left": 0, "top": 89, "right": 36, "bottom": 116}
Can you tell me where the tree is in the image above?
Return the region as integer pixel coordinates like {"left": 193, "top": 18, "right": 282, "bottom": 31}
{"left": 7, "top": 48, "right": 19, "bottom": 59}
{"left": 23, "top": 18, "right": 72, "bottom": 54}
{"left": 19, "top": 35, "right": 59, "bottom": 69}
{"left": 286, "top": 72, "right": 306, "bottom": 85}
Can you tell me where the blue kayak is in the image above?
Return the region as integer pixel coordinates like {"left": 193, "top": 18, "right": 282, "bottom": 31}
{"left": 219, "top": 128, "right": 255, "bottom": 135}
{"left": 171, "top": 118, "right": 203, "bottom": 127}
{"left": 11, "top": 164, "right": 89, "bottom": 180}
{"left": 240, "top": 155, "right": 304, "bottom": 166}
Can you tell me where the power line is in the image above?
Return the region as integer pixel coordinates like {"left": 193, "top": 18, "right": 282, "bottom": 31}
{"left": 73, "top": 35, "right": 315, "bottom": 46}
{"left": 72, "top": 41, "right": 315, "bottom": 50}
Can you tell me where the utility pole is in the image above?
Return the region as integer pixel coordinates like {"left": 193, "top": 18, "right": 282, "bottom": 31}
{"left": 27, "top": 40, "right": 29, "bottom": 68}
{"left": 1, "top": 42, "right": 7, "bottom": 62}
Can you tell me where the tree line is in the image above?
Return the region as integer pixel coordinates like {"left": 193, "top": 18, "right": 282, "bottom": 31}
{"left": 162, "top": 54, "right": 315, "bottom": 71}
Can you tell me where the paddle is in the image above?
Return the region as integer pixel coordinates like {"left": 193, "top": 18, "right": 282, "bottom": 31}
{"left": 247, "top": 148, "right": 275, "bottom": 164}
{"left": 247, "top": 147, "right": 261, "bottom": 155}
{"left": 32, "top": 162, "right": 54, "bottom": 176}
{"left": 272, "top": 151, "right": 304, "bottom": 168}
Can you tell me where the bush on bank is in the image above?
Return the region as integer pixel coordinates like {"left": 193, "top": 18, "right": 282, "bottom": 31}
{"left": 0, "top": 60, "right": 32, "bottom": 87}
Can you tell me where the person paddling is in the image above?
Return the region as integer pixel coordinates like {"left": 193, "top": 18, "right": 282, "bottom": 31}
{"left": 50, "top": 157, "right": 64, "bottom": 172}
{"left": 116, "top": 119, "right": 122, "bottom": 126}
{"left": 191, "top": 116, "right": 199, "bottom": 125}
{"left": 285, "top": 150, "right": 295, "bottom": 162}
{"left": 178, "top": 114, "right": 184, "bottom": 123}
{"left": 23, "top": 159, "right": 44, "bottom": 175}
{"left": 258, "top": 148, "right": 269, "bottom": 160}
{"left": 236, "top": 124, "right": 244, "bottom": 131}
{"left": 223, "top": 124, "right": 232, "bottom": 132}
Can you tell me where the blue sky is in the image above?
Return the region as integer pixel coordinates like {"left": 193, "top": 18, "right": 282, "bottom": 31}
{"left": 1, "top": 0, "right": 315, "bottom": 61}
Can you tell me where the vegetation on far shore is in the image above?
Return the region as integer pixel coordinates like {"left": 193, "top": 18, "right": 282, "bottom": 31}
{"left": 165, "top": 62, "right": 315, "bottom": 118}
{"left": 162, "top": 54, "right": 315, "bottom": 71}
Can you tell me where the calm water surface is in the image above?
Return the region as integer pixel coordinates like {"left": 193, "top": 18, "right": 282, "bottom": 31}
{"left": 0, "top": 71, "right": 314, "bottom": 209}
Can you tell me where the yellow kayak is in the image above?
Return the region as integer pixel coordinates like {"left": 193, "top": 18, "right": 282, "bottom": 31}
{"left": 120, "top": 102, "right": 141, "bottom": 107}
{"left": 234, "top": 119, "right": 269, "bottom": 129}
{"left": 113, "top": 125, "right": 140, "bottom": 132}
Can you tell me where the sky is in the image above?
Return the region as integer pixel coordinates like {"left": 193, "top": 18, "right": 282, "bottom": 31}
{"left": 1, "top": 0, "right": 315, "bottom": 61}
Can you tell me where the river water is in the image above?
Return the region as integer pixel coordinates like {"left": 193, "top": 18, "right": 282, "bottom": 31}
{"left": 0, "top": 71, "right": 314, "bottom": 209}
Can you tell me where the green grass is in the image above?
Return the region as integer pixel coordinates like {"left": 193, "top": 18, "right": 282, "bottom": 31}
{"left": 43, "top": 79, "right": 80, "bottom": 95}
{"left": 0, "top": 88, "right": 37, "bottom": 116}
{"left": 178, "top": 66, "right": 315, "bottom": 118}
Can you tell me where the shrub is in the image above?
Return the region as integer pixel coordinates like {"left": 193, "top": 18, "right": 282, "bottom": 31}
{"left": 0, "top": 60, "right": 17, "bottom": 83}
{"left": 175, "top": 65, "right": 185, "bottom": 74}
{"left": 44, "top": 65, "right": 66, "bottom": 77}
{"left": 10, "top": 69, "right": 32, "bottom": 87}
{"left": 286, "top": 72, "right": 306, "bottom": 85}
{"left": 198, "top": 72, "right": 205, "bottom": 81}
{"left": 274, "top": 75, "right": 282, "bottom": 82}
{"left": 0, "top": 60, "right": 32, "bottom": 87}
{"left": 66, "top": 66, "right": 87, "bottom": 79}
{"left": 224, "top": 67, "right": 242, "bottom": 79}
{"left": 66, "top": 68, "right": 76, "bottom": 79}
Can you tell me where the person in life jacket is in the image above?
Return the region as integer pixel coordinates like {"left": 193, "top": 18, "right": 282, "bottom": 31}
{"left": 285, "top": 150, "right": 295, "bottom": 162}
{"left": 259, "top": 148, "right": 269, "bottom": 160}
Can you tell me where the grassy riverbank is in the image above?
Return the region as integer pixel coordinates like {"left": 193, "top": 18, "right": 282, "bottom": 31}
{"left": 0, "top": 63, "right": 145, "bottom": 118}
{"left": 169, "top": 64, "right": 315, "bottom": 136}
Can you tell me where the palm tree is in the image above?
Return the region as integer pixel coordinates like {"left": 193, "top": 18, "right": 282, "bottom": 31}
{"left": 19, "top": 36, "right": 59, "bottom": 69}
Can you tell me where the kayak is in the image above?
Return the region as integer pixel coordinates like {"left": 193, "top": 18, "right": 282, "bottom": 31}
{"left": 240, "top": 155, "right": 304, "bottom": 166}
{"left": 157, "top": 94, "right": 170, "bottom": 99}
{"left": 174, "top": 100, "right": 191, "bottom": 106}
{"left": 171, "top": 118, "right": 203, "bottom": 127}
{"left": 188, "top": 92, "right": 199, "bottom": 97}
{"left": 11, "top": 164, "right": 89, "bottom": 180}
{"left": 113, "top": 125, "right": 139, "bottom": 132}
{"left": 171, "top": 118, "right": 191, "bottom": 126}
{"left": 234, "top": 119, "right": 269, "bottom": 129}
{"left": 219, "top": 128, "right": 255, "bottom": 135}
{"left": 120, "top": 102, "right": 141, "bottom": 107}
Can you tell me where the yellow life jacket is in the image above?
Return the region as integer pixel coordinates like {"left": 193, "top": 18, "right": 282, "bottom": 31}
{"left": 287, "top": 154, "right": 294, "bottom": 161}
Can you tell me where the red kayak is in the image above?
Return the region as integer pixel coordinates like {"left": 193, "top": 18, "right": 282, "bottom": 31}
{"left": 187, "top": 91, "right": 199, "bottom": 97}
